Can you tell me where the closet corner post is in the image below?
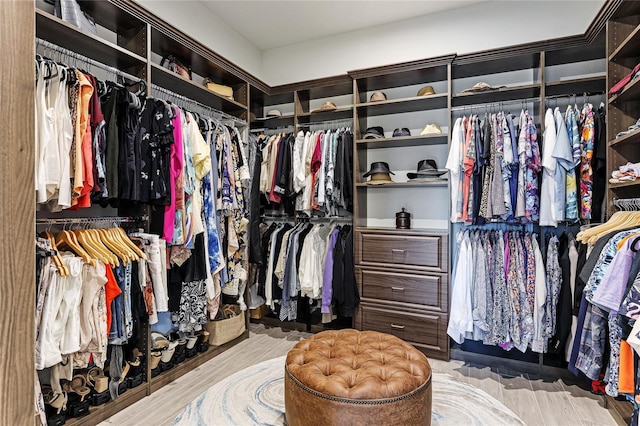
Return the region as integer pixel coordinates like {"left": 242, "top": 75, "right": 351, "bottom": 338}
{"left": 2, "top": 0, "right": 35, "bottom": 424}
{"left": 539, "top": 51, "right": 546, "bottom": 132}
{"left": 145, "top": 22, "right": 152, "bottom": 85}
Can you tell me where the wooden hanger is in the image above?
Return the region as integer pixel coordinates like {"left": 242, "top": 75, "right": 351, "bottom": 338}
{"left": 109, "top": 227, "right": 139, "bottom": 262}
{"left": 41, "top": 231, "right": 69, "bottom": 276}
{"left": 85, "top": 228, "right": 120, "bottom": 265}
{"left": 96, "top": 228, "right": 128, "bottom": 265}
{"left": 56, "top": 229, "right": 95, "bottom": 266}
{"left": 577, "top": 210, "right": 630, "bottom": 242}
{"left": 114, "top": 227, "right": 146, "bottom": 260}
{"left": 76, "top": 229, "right": 117, "bottom": 266}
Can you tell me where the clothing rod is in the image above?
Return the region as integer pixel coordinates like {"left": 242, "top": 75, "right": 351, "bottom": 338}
{"left": 451, "top": 96, "right": 541, "bottom": 112}
{"left": 297, "top": 118, "right": 353, "bottom": 128}
{"left": 35, "top": 215, "right": 148, "bottom": 225}
{"left": 35, "top": 38, "right": 143, "bottom": 84}
{"left": 151, "top": 84, "right": 247, "bottom": 126}
{"left": 614, "top": 198, "right": 640, "bottom": 211}
{"left": 545, "top": 90, "right": 605, "bottom": 100}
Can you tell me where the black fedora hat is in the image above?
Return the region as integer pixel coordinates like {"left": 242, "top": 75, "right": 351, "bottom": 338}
{"left": 363, "top": 161, "right": 395, "bottom": 178}
{"left": 407, "top": 159, "right": 448, "bottom": 179}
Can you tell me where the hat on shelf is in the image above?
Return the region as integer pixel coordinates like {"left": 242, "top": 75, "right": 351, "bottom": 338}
{"left": 363, "top": 126, "right": 385, "bottom": 139}
{"left": 311, "top": 101, "right": 337, "bottom": 113}
{"left": 420, "top": 123, "right": 442, "bottom": 135}
{"left": 417, "top": 86, "right": 435, "bottom": 97}
{"left": 368, "top": 173, "right": 394, "bottom": 184}
{"left": 265, "top": 109, "right": 282, "bottom": 119}
{"left": 392, "top": 128, "right": 411, "bottom": 137}
{"left": 369, "top": 91, "right": 387, "bottom": 102}
{"left": 461, "top": 82, "right": 505, "bottom": 93}
{"left": 202, "top": 77, "right": 234, "bottom": 99}
{"left": 407, "top": 159, "right": 448, "bottom": 179}
{"left": 363, "top": 161, "right": 395, "bottom": 179}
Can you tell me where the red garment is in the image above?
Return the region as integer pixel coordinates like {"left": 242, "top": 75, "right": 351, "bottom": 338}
{"left": 310, "top": 133, "right": 323, "bottom": 210}
{"left": 104, "top": 265, "right": 122, "bottom": 334}
{"left": 609, "top": 62, "right": 640, "bottom": 95}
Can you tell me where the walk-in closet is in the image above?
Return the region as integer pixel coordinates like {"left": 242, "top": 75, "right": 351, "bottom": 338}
{"left": 2, "top": 0, "right": 640, "bottom": 425}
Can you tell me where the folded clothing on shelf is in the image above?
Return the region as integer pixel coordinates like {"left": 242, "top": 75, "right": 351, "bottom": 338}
{"left": 610, "top": 162, "right": 640, "bottom": 183}
{"left": 616, "top": 118, "right": 640, "bottom": 138}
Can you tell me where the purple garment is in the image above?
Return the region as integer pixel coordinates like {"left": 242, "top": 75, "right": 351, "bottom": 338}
{"left": 591, "top": 238, "right": 639, "bottom": 312}
{"left": 321, "top": 228, "right": 340, "bottom": 314}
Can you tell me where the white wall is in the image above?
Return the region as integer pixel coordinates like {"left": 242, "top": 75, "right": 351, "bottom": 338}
{"left": 261, "top": 0, "right": 605, "bottom": 86}
{"left": 135, "top": 0, "right": 264, "bottom": 80}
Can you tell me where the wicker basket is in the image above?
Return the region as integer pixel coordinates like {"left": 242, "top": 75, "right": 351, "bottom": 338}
{"left": 206, "top": 305, "right": 246, "bottom": 346}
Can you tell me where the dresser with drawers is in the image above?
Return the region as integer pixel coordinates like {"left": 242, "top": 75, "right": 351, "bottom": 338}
{"left": 353, "top": 227, "right": 450, "bottom": 360}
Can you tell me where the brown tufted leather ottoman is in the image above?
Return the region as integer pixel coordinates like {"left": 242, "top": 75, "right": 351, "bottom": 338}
{"left": 284, "top": 329, "right": 432, "bottom": 426}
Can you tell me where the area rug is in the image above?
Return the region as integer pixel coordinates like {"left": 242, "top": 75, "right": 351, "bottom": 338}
{"left": 173, "top": 356, "right": 524, "bottom": 426}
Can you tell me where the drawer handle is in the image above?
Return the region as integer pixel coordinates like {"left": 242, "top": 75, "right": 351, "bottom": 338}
{"left": 391, "top": 287, "right": 405, "bottom": 292}
{"left": 390, "top": 324, "right": 405, "bottom": 330}
{"left": 391, "top": 249, "right": 405, "bottom": 254}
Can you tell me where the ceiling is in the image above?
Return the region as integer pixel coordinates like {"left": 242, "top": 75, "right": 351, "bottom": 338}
{"left": 200, "top": 1, "right": 486, "bottom": 51}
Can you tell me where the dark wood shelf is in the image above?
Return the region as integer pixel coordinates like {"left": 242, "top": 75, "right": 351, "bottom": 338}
{"left": 149, "top": 332, "right": 249, "bottom": 393}
{"left": 545, "top": 76, "right": 606, "bottom": 97}
{"left": 545, "top": 34, "right": 606, "bottom": 66}
{"left": 151, "top": 63, "right": 247, "bottom": 115}
{"left": 356, "top": 180, "right": 448, "bottom": 188}
{"left": 356, "top": 94, "right": 448, "bottom": 116}
{"left": 609, "top": 180, "right": 640, "bottom": 189}
{"left": 609, "top": 128, "right": 640, "bottom": 147}
{"left": 349, "top": 54, "right": 453, "bottom": 92}
{"left": 453, "top": 52, "right": 540, "bottom": 79}
{"left": 452, "top": 84, "right": 540, "bottom": 107}
{"left": 355, "top": 134, "right": 447, "bottom": 149}
{"left": 76, "top": 0, "right": 146, "bottom": 34}
{"left": 297, "top": 107, "right": 353, "bottom": 123}
{"left": 36, "top": 10, "right": 147, "bottom": 74}
{"left": 64, "top": 382, "right": 147, "bottom": 426}
{"left": 610, "top": 24, "right": 640, "bottom": 62}
{"left": 609, "top": 76, "right": 640, "bottom": 105}
{"left": 252, "top": 114, "right": 295, "bottom": 122}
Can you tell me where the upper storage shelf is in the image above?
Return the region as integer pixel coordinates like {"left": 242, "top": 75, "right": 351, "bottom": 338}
{"left": 151, "top": 64, "right": 247, "bottom": 116}
{"left": 452, "top": 51, "right": 541, "bottom": 107}
{"left": 349, "top": 55, "right": 453, "bottom": 116}
{"left": 607, "top": 2, "right": 640, "bottom": 65}
{"left": 35, "top": 7, "right": 147, "bottom": 75}
{"left": 356, "top": 94, "right": 448, "bottom": 116}
{"left": 150, "top": 27, "right": 248, "bottom": 109}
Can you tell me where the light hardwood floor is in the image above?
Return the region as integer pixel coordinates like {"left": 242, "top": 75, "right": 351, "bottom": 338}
{"left": 100, "top": 323, "right": 618, "bottom": 426}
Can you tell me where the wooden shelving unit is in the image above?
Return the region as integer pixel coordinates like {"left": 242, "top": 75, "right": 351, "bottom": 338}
{"left": 34, "top": 1, "right": 252, "bottom": 424}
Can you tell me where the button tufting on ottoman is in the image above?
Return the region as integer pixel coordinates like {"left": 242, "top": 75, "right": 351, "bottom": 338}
{"left": 284, "top": 329, "right": 432, "bottom": 426}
